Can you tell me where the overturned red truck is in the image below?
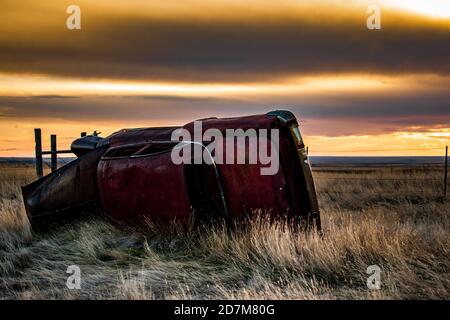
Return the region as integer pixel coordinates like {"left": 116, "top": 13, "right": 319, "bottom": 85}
{"left": 22, "top": 111, "right": 321, "bottom": 231}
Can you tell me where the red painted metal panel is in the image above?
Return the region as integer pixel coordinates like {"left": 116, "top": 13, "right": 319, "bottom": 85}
{"left": 97, "top": 149, "right": 192, "bottom": 225}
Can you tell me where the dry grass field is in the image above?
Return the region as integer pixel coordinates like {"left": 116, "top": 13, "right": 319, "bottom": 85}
{"left": 0, "top": 162, "right": 449, "bottom": 299}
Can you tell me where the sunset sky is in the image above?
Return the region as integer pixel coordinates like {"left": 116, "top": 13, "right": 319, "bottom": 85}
{"left": 0, "top": 0, "right": 449, "bottom": 156}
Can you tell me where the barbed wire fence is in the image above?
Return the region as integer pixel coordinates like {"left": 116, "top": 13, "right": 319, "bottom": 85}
{"left": 308, "top": 146, "right": 448, "bottom": 200}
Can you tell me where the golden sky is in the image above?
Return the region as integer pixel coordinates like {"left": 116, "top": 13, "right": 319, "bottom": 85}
{"left": 0, "top": 0, "right": 449, "bottom": 156}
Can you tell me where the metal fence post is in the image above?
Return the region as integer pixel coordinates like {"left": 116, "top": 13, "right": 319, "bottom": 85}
{"left": 445, "top": 146, "right": 448, "bottom": 200}
{"left": 34, "top": 128, "right": 43, "bottom": 178}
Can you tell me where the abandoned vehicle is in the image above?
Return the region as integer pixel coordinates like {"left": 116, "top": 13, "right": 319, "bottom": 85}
{"left": 21, "top": 110, "right": 321, "bottom": 231}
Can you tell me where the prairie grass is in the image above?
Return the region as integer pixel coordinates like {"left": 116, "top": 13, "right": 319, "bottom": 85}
{"left": 0, "top": 163, "right": 448, "bottom": 299}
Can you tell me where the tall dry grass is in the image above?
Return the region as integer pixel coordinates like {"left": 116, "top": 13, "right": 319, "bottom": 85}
{"left": 0, "top": 163, "right": 448, "bottom": 299}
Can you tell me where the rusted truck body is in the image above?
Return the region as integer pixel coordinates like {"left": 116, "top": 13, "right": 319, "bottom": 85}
{"left": 22, "top": 110, "right": 321, "bottom": 231}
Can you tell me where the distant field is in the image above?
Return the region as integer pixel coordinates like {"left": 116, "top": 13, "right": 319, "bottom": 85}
{"left": 0, "top": 156, "right": 445, "bottom": 167}
{"left": 311, "top": 156, "right": 445, "bottom": 167}
{"left": 0, "top": 161, "right": 448, "bottom": 299}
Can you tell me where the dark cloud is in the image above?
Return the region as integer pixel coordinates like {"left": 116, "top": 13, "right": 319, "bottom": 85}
{"left": 1, "top": 2, "right": 449, "bottom": 138}
{"left": 1, "top": 90, "right": 449, "bottom": 136}
{"left": 1, "top": 11, "right": 449, "bottom": 82}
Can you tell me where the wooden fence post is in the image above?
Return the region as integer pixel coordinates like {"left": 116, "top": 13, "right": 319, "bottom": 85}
{"left": 34, "top": 128, "right": 43, "bottom": 178}
{"left": 51, "top": 134, "right": 57, "bottom": 172}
